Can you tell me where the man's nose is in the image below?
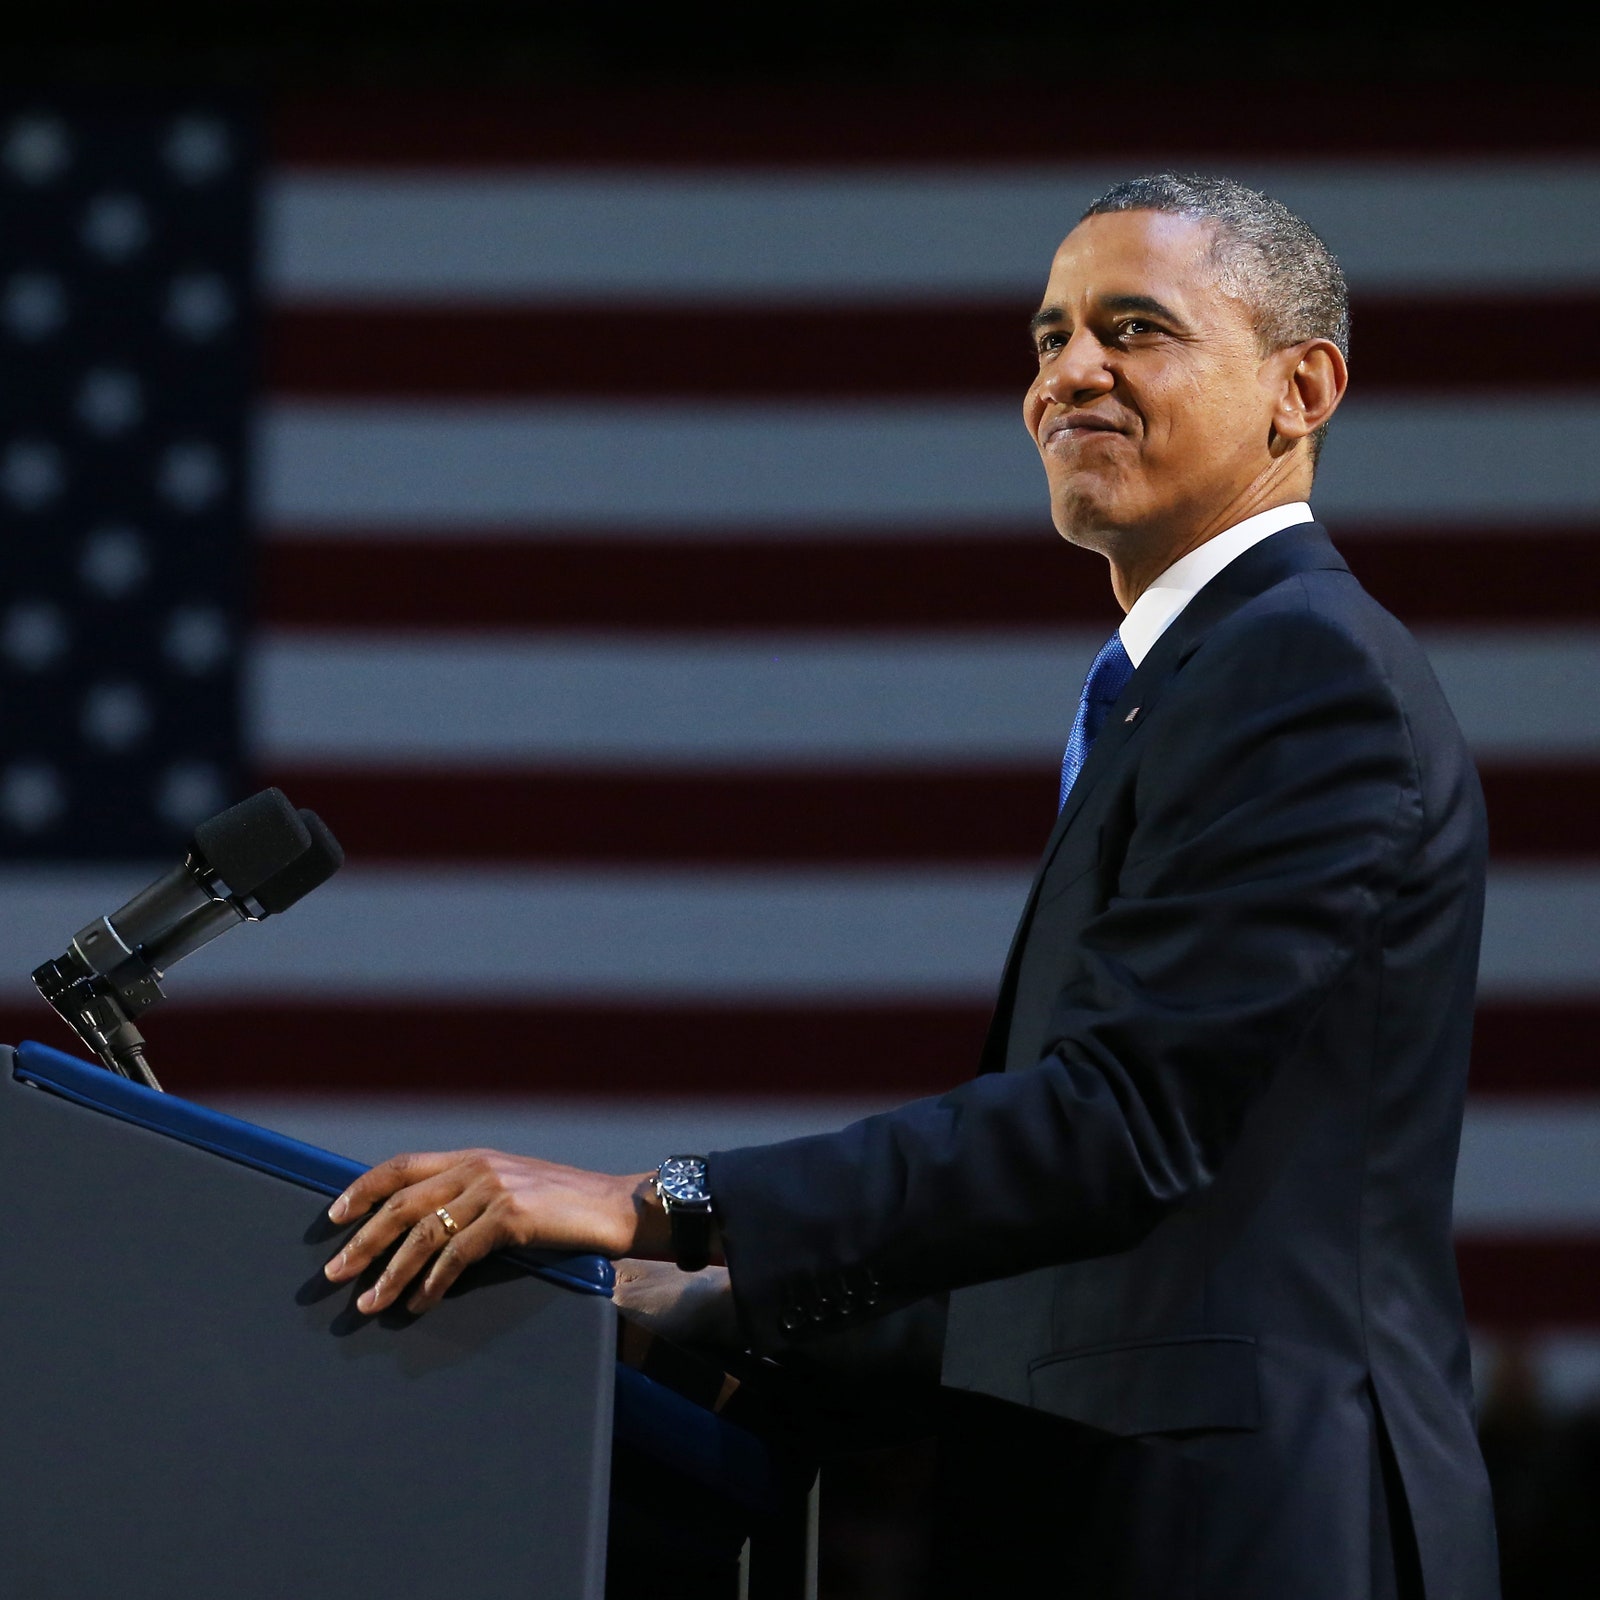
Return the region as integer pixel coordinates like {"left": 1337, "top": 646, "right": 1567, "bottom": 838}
{"left": 1036, "top": 330, "right": 1115, "bottom": 404}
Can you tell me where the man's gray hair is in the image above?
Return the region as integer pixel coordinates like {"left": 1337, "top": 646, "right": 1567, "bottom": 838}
{"left": 1081, "top": 173, "right": 1349, "bottom": 461}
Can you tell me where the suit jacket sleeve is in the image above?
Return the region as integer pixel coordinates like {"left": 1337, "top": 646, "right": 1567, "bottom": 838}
{"left": 709, "top": 595, "right": 1425, "bottom": 1353}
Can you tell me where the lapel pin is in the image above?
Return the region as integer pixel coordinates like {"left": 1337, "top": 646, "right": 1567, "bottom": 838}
{"left": 1124, "top": 707, "right": 1141, "bottom": 723}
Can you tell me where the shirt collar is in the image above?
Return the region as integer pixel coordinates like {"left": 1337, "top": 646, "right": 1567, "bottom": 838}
{"left": 1117, "top": 502, "right": 1314, "bottom": 667}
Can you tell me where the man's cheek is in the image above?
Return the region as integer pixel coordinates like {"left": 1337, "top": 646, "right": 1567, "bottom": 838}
{"left": 1022, "top": 389, "right": 1046, "bottom": 440}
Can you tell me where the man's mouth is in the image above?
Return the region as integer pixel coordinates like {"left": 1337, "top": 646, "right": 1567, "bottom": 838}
{"left": 1041, "top": 411, "right": 1126, "bottom": 449}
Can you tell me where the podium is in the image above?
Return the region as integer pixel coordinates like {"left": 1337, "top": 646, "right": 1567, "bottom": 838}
{"left": 0, "top": 1041, "right": 815, "bottom": 1598}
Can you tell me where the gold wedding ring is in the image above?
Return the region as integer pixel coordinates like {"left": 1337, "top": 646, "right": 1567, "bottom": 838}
{"left": 435, "top": 1206, "right": 459, "bottom": 1237}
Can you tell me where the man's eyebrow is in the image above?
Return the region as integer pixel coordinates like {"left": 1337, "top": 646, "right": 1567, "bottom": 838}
{"left": 1102, "top": 293, "right": 1185, "bottom": 323}
{"left": 1028, "top": 294, "right": 1189, "bottom": 335}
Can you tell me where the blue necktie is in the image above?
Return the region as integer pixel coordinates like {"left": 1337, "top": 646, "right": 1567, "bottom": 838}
{"left": 1059, "top": 631, "right": 1135, "bottom": 810}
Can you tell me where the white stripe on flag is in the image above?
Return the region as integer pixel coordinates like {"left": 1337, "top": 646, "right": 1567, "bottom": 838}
{"left": 1479, "top": 866, "right": 1600, "bottom": 997}
{"left": 252, "top": 630, "right": 1600, "bottom": 765}
{"left": 253, "top": 633, "right": 1108, "bottom": 767}
{"left": 257, "top": 396, "right": 1600, "bottom": 530}
{"left": 0, "top": 866, "right": 1030, "bottom": 1001}
{"left": 1454, "top": 1104, "right": 1600, "bottom": 1230}
{"left": 265, "top": 164, "right": 1600, "bottom": 302}
{"left": 1, "top": 866, "right": 1596, "bottom": 1001}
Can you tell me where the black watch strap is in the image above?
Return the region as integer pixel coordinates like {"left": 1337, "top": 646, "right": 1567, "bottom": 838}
{"left": 666, "top": 1203, "right": 714, "bottom": 1274}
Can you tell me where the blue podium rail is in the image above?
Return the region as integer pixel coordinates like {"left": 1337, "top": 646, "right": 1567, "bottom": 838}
{"left": 14, "top": 1039, "right": 615, "bottom": 1298}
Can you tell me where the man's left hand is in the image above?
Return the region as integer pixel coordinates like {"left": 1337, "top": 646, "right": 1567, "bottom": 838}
{"left": 614, "top": 1259, "right": 742, "bottom": 1352}
{"left": 322, "top": 1148, "right": 668, "bottom": 1316}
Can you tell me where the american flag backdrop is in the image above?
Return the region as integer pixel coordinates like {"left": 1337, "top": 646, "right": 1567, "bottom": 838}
{"left": 1, "top": 86, "right": 1596, "bottom": 1398}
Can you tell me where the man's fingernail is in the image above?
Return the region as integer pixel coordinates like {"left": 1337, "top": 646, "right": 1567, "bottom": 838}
{"left": 324, "top": 1251, "right": 345, "bottom": 1280}
{"left": 328, "top": 1194, "right": 349, "bottom": 1221}
{"left": 357, "top": 1288, "right": 376, "bottom": 1312}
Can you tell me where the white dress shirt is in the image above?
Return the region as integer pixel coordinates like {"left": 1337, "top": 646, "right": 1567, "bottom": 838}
{"left": 1117, "top": 502, "right": 1314, "bottom": 668}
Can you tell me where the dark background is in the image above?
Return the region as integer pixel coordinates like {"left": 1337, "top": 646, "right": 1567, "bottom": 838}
{"left": 3, "top": 9, "right": 1597, "bottom": 1595}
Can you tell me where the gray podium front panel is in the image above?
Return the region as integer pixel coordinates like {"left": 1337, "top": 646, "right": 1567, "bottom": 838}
{"left": 0, "top": 1056, "right": 615, "bottom": 1599}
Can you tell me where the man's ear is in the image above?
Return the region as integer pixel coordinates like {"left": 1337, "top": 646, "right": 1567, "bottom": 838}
{"left": 1270, "top": 338, "right": 1348, "bottom": 449}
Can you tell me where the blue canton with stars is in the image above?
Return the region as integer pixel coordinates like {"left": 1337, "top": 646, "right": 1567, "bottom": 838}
{"left": 0, "top": 102, "right": 254, "bottom": 859}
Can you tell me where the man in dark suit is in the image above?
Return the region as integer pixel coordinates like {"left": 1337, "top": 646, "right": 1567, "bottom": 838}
{"left": 323, "top": 174, "right": 1500, "bottom": 1598}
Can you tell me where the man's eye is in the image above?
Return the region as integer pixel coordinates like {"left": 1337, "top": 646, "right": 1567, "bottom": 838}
{"left": 1036, "top": 331, "right": 1067, "bottom": 354}
{"left": 1118, "top": 319, "right": 1156, "bottom": 338}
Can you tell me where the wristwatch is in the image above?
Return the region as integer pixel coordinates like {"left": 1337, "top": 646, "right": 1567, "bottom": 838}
{"left": 654, "top": 1155, "right": 715, "bottom": 1272}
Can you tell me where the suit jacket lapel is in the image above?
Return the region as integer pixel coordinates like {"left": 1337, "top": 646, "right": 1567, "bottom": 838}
{"left": 977, "top": 522, "right": 1349, "bottom": 1071}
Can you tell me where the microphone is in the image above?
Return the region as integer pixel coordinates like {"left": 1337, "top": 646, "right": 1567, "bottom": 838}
{"left": 31, "top": 789, "right": 345, "bottom": 1091}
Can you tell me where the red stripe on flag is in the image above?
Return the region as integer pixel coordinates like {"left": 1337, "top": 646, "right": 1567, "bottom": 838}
{"left": 1480, "top": 766, "right": 1600, "bottom": 861}
{"left": 267, "top": 298, "right": 1600, "bottom": 398}
{"left": 1345, "top": 531, "right": 1600, "bottom": 625}
{"left": 274, "top": 86, "right": 1600, "bottom": 167}
{"left": 6, "top": 999, "right": 1597, "bottom": 1097}
{"left": 1457, "top": 1237, "right": 1600, "bottom": 1330}
{"left": 268, "top": 767, "right": 1057, "bottom": 865}
{"left": 1468, "top": 1003, "right": 1600, "bottom": 1095}
{"left": 268, "top": 304, "right": 1035, "bottom": 398}
{"left": 260, "top": 529, "right": 1600, "bottom": 631}
{"left": 262, "top": 535, "right": 1109, "bottom": 629}
{"left": 261, "top": 765, "right": 1600, "bottom": 866}
{"left": 2, "top": 1001, "right": 989, "bottom": 1097}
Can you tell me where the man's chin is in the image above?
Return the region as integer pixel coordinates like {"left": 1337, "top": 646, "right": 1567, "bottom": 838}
{"left": 1049, "top": 487, "right": 1130, "bottom": 554}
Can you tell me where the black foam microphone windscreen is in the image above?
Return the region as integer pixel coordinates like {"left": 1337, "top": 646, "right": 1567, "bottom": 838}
{"left": 192, "top": 788, "right": 313, "bottom": 901}
{"left": 253, "top": 811, "right": 345, "bottom": 915}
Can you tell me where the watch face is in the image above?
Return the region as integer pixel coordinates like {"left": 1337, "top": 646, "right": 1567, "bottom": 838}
{"left": 659, "top": 1156, "right": 710, "bottom": 1205}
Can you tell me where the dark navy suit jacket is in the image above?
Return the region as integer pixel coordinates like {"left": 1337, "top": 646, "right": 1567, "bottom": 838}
{"left": 711, "top": 523, "right": 1500, "bottom": 1598}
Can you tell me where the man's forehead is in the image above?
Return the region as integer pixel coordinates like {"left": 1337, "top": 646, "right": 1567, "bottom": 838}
{"left": 1042, "top": 209, "right": 1216, "bottom": 302}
